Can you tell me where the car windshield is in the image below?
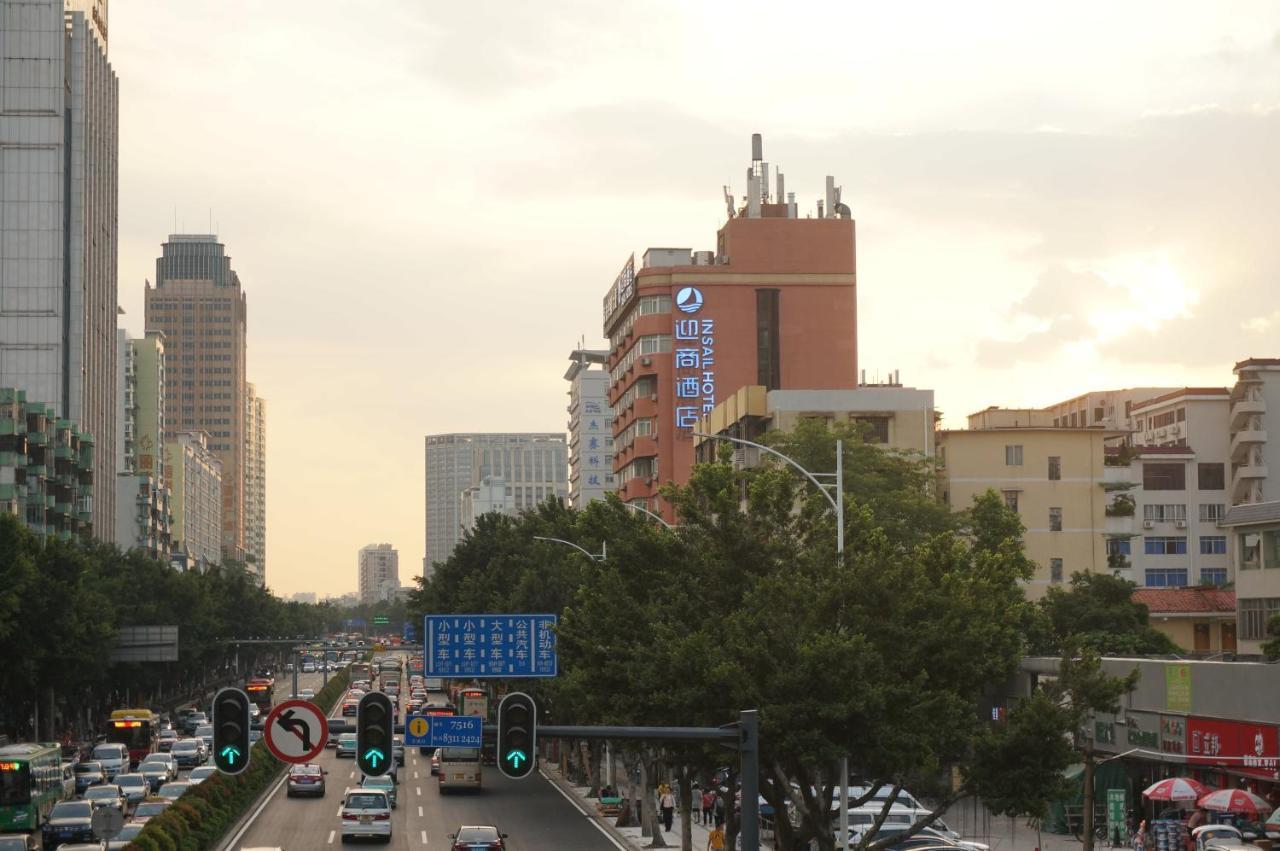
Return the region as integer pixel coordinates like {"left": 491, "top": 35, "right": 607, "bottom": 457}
{"left": 75, "top": 763, "right": 101, "bottom": 774}
{"left": 345, "top": 793, "right": 387, "bottom": 809}
{"left": 85, "top": 786, "right": 118, "bottom": 798}
{"left": 363, "top": 776, "right": 392, "bottom": 787}
{"left": 456, "top": 827, "right": 500, "bottom": 843}
{"left": 117, "top": 824, "right": 144, "bottom": 839}
{"left": 52, "top": 801, "right": 93, "bottom": 819}
{"left": 159, "top": 784, "right": 187, "bottom": 796}
{"left": 339, "top": 734, "right": 356, "bottom": 743}
{"left": 173, "top": 741, "right": 198, "bottom": 751}
{"left": 135, "top": 802, "right": 168, "bottom": 817}
{"left": 92, "top": 746, "right": 123, "bottom": 760}
{"left": 291, "top": 765, "right": 321, "bottom": 775}
{"left": 141, "top": 754, "right": 168, "bottom": 764}
{"left": 0, "top": 838, "right": 28, "bottom": 850}
{"left": 441, "top": 748, "right": 480, "bottom": 761}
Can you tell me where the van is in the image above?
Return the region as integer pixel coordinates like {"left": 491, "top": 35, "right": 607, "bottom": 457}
{"left": 91, "top": 744, "right": 129, "bottom": 779}
{"left": 436, "top": 747, "right": 481, "bottom": 792}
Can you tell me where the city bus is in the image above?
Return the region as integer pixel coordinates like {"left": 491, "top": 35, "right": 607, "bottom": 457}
{"left": 350, "top": 662, "right": 371, "bottom": 681}
{"left": 0, "top": 743, "right": 66, "bottom": 832}
{"left": 245, "top": 678, "right": 273, "bottom": 713}
{"left": 457, "top": 688, "right": 488, "bottom": 720}
{"left": 105, "top": 709, "right": 159, "bottom": 767}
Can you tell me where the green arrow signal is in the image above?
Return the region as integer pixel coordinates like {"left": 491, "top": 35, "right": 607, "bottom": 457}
{"left": 506, "top": 750, "right": 527, "bottom": 769}
{"left": 363, "top": 748, "right": 384, "bottom": 767}
{"left": 220, "top": 745, "right": 241, "bottom": 764}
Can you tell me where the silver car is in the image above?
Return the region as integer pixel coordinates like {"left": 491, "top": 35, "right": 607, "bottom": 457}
{"left": 81, "top": 784, "right": 124, "bottom": 812}
{"left": 171, "top": 738, "right": 207, "bottom": 768}
{"left": 113, "top": 773, "right": 149, "bottom": 805}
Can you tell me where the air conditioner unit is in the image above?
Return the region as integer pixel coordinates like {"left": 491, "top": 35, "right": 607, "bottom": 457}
{"left": 649, "top": 394, "right": 659, "bottom": 402}
{"left": 1175, "top": 520, "right": 1187, "bottom": 529}
{"left": 641, "top": 357, "right": 652, "bottom": 366}
{"left": 1142, "top": 520, "right": 1155, "bottom": 529}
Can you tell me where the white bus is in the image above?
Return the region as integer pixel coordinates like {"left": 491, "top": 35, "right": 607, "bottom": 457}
{"left": 436, "top": 747, "right": 481, "bottom": 792}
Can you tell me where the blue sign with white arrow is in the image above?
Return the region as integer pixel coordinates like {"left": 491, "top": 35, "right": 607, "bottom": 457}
{"left": 404, "top": 714, "right": 483, "bottom": 748}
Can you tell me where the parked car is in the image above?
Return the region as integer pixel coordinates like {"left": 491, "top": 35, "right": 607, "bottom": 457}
{"left": 91, "top": 744, "right": 129, "bottom": 779}
{"left": 114, "top": 773, "right": 149, "bottom": 805}
{"left": 287, "top": 763, "right": 326, "bottom": 797}
{"left": 361, "top": 774, "right": 397, "bottom": 808}
{"left": 339, "top": 788, "right": 392, "bottom": 843}
{"left": 448, "top": 825, "right": 508, "bottom": 850}
{"left": 41, "top": 800, "right": 95, "bottom": 849}
{"left": 72, "top": 762, "right": 105, "bottom": 793}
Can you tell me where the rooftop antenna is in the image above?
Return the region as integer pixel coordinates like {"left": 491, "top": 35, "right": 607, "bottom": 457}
{"left": 723, "top": 185, "right": 736, "bottom": 219}
{"left": 747, "top": 133, "right": 764, "bottom": 218}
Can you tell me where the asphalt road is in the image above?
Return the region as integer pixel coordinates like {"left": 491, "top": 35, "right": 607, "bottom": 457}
{"left": 231, "top": 676, "right": 619, "bottom": 850}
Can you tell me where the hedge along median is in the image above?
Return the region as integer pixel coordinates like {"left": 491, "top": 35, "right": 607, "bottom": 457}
{"left": 126, "top": 667, "right": 351, "bottom": 851}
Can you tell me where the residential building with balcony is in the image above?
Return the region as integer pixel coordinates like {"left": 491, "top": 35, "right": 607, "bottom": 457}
{"left": 602, "top": 135, "right": 858, "bottom": 521}
{"left": 358, "top": 543, "right": 399, "bottom": 606}
{"left": 937, "top": 417, "right": 1118, "bottom": 598}
{"left": 114, "top": 330, "right": 172, "bottom": 559}
{"left": 0, "top": 389, "right": 94, "bottom": 540}
{"left": 164, "top": 431, "right": 221, "bottom": 572}
{"left": 565, "top": 348, "right": 614, "bottom": 508}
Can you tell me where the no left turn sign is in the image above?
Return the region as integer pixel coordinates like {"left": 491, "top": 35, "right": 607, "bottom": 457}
{"left": 263, "top": 699, "right": 329, "bottom": 764}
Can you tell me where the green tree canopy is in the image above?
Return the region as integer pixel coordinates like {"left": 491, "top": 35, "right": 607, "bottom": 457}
{"left": 1033, "top": 571, "right": 1180, "bottom": 655}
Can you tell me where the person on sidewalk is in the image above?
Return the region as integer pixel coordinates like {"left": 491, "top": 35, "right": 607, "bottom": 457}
{"left": 701, "top": 787, "right": 715, "bottom": 825}
{"left": 660, "top": 784, "right": 676, "bottom": 832}
{"left": 707, "top": 822, "right": 726, "bottom": 851}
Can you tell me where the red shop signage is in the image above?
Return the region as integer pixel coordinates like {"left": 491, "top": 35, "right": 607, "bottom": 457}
{"left": 1186, "top": 717, "right": 1280, "bottom": 779}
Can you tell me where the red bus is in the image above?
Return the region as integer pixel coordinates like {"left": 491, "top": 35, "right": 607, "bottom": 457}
{"left": 245, "top": 678, "right": 273, "bottom": 713}
{"left": 105, "top": 709, "right": 159, "bottom": 767}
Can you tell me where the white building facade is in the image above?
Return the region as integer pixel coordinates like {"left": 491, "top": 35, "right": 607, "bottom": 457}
{"left": 358, "top": 543, "right": 399, "bottom": 605}
{"left": 164, "top": 432, "right": 222, "bottom": 572}
{"left": 565, "top": 349, "right": 615, "bottom": 508}
{"left": 0, "top": 0, "right": 120, "bottom": 540}
{"left": 244, "top": 384, "right": 266, "bottom": 583}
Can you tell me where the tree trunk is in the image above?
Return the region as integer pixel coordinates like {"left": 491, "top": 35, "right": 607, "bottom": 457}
{"left": 641, "top": 749, "right": 668, "bottom": 847}
{"left": 1081, "top": 750, "right": 1096, "bottom": 851}
{"left": 618, "top": 751, "right": 641, "bottom": 828}
{"left": 679, "top": 765, "right": 694, "bottom": 851}
{"left": 724, "top": 768, "right": 741, "bottom": 851}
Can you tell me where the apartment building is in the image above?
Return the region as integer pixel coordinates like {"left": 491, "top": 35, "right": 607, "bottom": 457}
{"left": 565, "top": 348, "right": 615, "bottom": 508}
{"left": 1043, "top": 388, "right": 1179, "bottom": 431}
{"left": 164, "top": 432, "right": 222, "bottom": 572}
{"left": 0, "top": 389, "right": 94, "bottom": 540}
{"left": 937, "top": 418, "right": 1117, "bottom": 597}
{"left": 357, "top": 543, "right": 399, "bottom": 605}
{"left": 114, "top": 331, "right": 171, "bottom": 559}
{"left": 244, "top": 384, "right": 266, "bottom": 581}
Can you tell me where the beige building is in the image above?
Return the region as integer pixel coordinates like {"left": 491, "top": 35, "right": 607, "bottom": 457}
{"left": 244, "top": 384, "right": 266, "bottom": 583}
{"left": 1043, "top": 387, "right": 1179, "bottom": 431}
{"left": 1132, "top": 587, "right": 1237, "bottom": 655}
{"left": 164, "top": 431, "right": 222, "bottom": 572}
{"left": 937, "top": 419, "right": 1118, "bottom": 597}
{"left": 695, "top": 383, "right": 936, "bottom": 464}
{"left": 358, "top": 544, "right": 399, "bottom": 605}
{"left": 145, "top": 235, "right": 249, "bottom": 563}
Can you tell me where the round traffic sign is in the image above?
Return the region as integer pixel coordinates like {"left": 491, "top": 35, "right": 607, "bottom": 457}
{"left": 92, "top": 805, "right": 125, "bottom": 840}
{"left": 408, "top": 716, "right": 429, "bottom": 740}
{"left": 263, "top": 699, "right": 329, "bottom": 764}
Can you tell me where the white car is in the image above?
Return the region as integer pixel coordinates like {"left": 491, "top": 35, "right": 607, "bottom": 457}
{"left": 340, "top": 788, "right": 392, "bottom": 842}
{"left": 90, "top": 744, "right": 129, "bottom": 780}
{"left": 188, "top": 765, "right": 218, "bottom": 784}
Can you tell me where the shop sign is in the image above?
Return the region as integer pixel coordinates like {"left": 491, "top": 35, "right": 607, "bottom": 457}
{"left": 1095, "top": 721, "right": 1116, "bottom": 745}
{"left": 602, "top": 254, "right": 636, "bottom": 325}
{"left": 1186, "top": 717, "right": 1280, "bottom": 779}
{"left": 1166, "top": 664, "right": 1192, "bottom": 712}
{"left": 673, "top": 292, "right": 715, "bottom": 431}
{"left": 1160, "top": 716, "right": 1186, "bottom": 755}
{"left": 1126, "top": 713, "right": 1160, "bottom": 749}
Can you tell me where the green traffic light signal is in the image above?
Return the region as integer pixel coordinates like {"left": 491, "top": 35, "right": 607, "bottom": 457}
{"left": 212, "top": 688, "right": 251, "bottom": 776}
{"left": 497, "top": 692, "right": 537, "bottom": 780}
{"left": 357, "top": 692, "right": 393, "bottom": 777}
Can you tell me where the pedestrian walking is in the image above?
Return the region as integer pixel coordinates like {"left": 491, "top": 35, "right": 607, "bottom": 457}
{"left": 660, "top": 784, "right": 676, "bottom": 833}
{"left": 707, "top": 822, "right": 726, "bottom": 851}
{"left": 701, "top": 787, "right": 715, "bottom": 825}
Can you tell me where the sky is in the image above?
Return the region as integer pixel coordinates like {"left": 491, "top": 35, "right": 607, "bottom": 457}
{"left": 107, "top": 1, "right": 1280, "bottom": 597}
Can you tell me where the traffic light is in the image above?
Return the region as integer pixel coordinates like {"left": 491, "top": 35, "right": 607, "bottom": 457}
{"left": 497, "top": 692, "right": 537, "bottom": 780}
{"left": 357, "top": 692, "right": 394, "bottom": 777}
{"left": 212, "top": 687, "right": 251, "bottom": 775}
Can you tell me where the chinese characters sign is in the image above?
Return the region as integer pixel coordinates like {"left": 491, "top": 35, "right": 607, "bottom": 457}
{"left": 1165, "top": 664, "right": 1192, "bottom": 712}
{"left": 602, "top": 254, "right": 636, "bottom": 325}
{"left": 1186, "top": 717, "right": 1279, "bottom": 779}
{"left": 425, "top": 614, "right": 558, "bottom": 678}
{"left": 673, "top": 287, "right": 715, "bottom": 430}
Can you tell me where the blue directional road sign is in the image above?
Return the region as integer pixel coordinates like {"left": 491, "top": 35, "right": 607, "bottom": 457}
{"left": 402, "top": 621, "right": 415, "bottom": 642}
{"left": 425, "top": 614, "right": 557, "bottom": 678}
{"left": 403, "top": 714, "right": 483, "bottom": 748}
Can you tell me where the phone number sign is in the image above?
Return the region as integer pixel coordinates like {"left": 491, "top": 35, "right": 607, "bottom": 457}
{"left": 425, "top": 614, "right": 557, "bottom": 678}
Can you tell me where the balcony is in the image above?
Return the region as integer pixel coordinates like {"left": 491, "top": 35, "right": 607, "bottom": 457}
{"left": 1233, "top": 463, "right": 1269, "bottom": 503}
{"left": 1231, "top": 397, "right": 1266, "bottom": 430}
{"left": 1231, "top": 426, "right": 1267, "bottom": 462}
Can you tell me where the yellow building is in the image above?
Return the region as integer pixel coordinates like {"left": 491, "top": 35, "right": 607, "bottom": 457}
{"left": 937, "top": 418, "right": 1122, "bottom": 598}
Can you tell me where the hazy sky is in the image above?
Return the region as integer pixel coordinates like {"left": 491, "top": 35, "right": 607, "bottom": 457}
{"left": 108, "top": 1, "right": 1280, "bottom": 597}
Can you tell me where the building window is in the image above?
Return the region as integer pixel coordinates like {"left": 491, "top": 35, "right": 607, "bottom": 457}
{"left": 1002, "top": 490, "right": 1019, "bottom": 512}
{"left": 755, "top": 289, "right": 781, "bottom": 390}
{"left": 1048, "top": 456, "right": 1061, "bottom": 480}
{"left": 1145, "top": 568, "right": 1189, "bottom": 587}
{"left": 1049, "top": 507, "right": 1062, "bottom": 532}
{"left": 1143, "top": 462, "right": 1186, "bottom": 491}
{"left": 1144, "top": 536, "right": 1188, "bottom": 555}
{"left": 1200, "top": 535, "right": 1227, "bottom": 555}
{"left": 1200, "top": 503, "right": 1226, "bottom": 523}
{"left": 1005, "top": 445, "right": 1023, "bottom": 466}
{"left": 1200, "top": 568, "right": 1228, "bottom": 586}
{"left": 638, "top": 295, "right": 672, "bottom": 315}
{"left": 1240, "top": 532, "right": 1261, "bottom": 569}
{"left": 1239, "top": 598, "right": 1280, "bottom": 640}
{"left": 1050, "top": 558, "right": 1064, "bottom": 583}
{"left": 853, "top": 416, "right": 890, "bottom": 445}
{"left": 1198, "top": 463, "right": 1226, "bottom": 491}
{"left": 1106, "top": 538, "right": 1132, "bottom": 557}
{"left": 1143, "top": 504, "right": 1187, "bottom": 522}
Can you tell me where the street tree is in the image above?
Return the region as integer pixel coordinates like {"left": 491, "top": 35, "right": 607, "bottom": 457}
{"left": 1034, "top": 572, "right": 1180, "bottom": 655}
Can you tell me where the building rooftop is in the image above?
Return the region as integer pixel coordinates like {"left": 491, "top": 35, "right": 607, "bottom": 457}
{"left": 1132, "top": 587, "right": 1236, "bottom": 615}
{"left": 1222, "top": 500, "right": 1280, "bottom": 528}
{"left": 1234, "top": 357, "right": 1280, "bottom": 371}
{"left": 1130, "top": 387, "right": 1230, "bottom": 411}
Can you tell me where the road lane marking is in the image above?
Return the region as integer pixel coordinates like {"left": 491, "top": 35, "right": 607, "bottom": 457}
{"left": 336, "top": 805, "right": 342, "bottom": 817}
{"left": 328, "top": 830, "right": 335, "bottom": 844}
{"left": 414, "top": 772, "right": 419, "bottom": 779}
{"left": 220, "top": 769, "right": 290, "bottom": 851}
{"left": 421, "top": 830, "right": 429, "bottom": 844}
{"left": 416, "top": 786, "right": 422, "bottom": 795}
{"left": 418, "top": 806, "right": 423, "bottom": 817}
{"left": 540, "top": 768, "right": 628, "bottom": 851}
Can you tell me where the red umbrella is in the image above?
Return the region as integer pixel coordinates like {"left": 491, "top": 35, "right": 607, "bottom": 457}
{"left": 1143, "top": 777, "right": 1211, "bottom": 802}
{"left": 1197, "top": 788, "right": 1273, "bottom": 816}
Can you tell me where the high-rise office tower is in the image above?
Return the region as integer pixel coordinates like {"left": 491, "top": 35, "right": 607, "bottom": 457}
{"left": 244, "top": 383, "right": 266, "bottom": 581}
{"left": 358, "top": 543, "right": 399, "bottom": 605}
{"left": 145, "top": 235, "right": 248, "bottom": 566}
{"left": 0, "top": 0, "right": 120, "bottom": 540}
{"left": 423, "top": 433, "right": 568, "bottom": 572}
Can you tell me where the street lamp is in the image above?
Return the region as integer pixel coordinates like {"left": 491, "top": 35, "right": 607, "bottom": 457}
{"left": 621, "top": 501, "right": 678, "bottom": 529}
{"left": 531, "top": 536, "right": 607, "bottom": 562}
{"left": 692, "top": 429, "right": 848, "bottom": 844}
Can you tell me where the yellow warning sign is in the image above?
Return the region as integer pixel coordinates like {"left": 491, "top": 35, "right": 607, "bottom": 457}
{"left": 409, "top": 716, "right": 429, "bottom": 738}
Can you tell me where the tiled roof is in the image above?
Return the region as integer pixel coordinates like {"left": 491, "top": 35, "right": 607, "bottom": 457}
{"left": 1132, "top": 587, "right": 1236, "bottom": 614}
{"left": 1222, "top": 501, "right": 1280, "bottom": 528}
